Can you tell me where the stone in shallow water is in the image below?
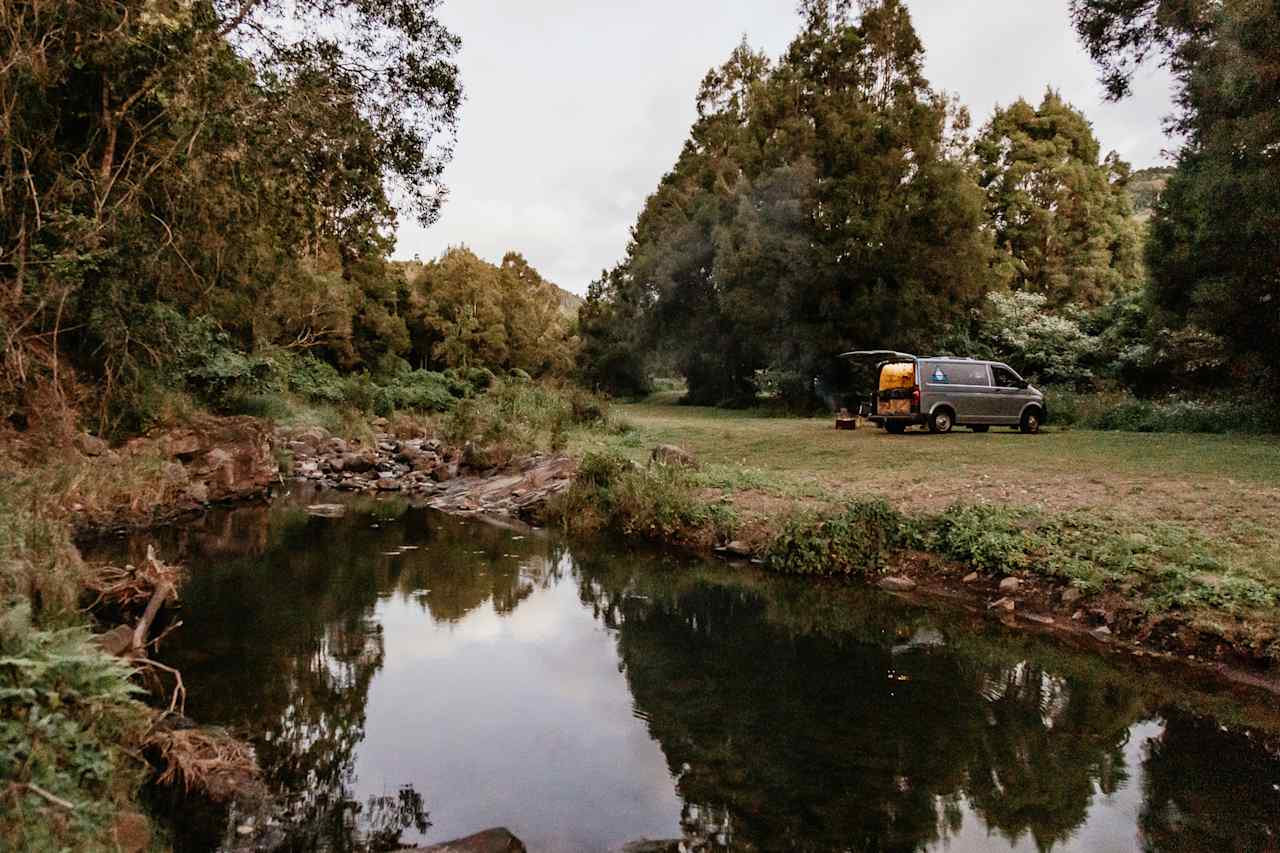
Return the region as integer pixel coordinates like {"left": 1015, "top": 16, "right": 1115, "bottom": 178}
{"left": 878, "top": 575, "right": 917, "bottom": 592}
{"left": 305, "top": 503, "right": 346, "bottom": 518}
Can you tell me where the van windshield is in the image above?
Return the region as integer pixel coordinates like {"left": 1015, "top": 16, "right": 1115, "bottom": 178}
{"left": 925, "top": 362, "right": 989, "bottom": 386}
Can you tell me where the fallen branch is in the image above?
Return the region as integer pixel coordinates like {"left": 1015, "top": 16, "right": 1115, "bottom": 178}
{"left": 23, "top": 782, "right": 76, "bottom": 811}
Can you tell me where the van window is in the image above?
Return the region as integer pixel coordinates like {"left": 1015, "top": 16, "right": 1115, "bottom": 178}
{"left": 992, "top": 365, "right": 1022, "bottom": 388}
{"left": 927, "top": 362, "right": 989, "bottom": 386}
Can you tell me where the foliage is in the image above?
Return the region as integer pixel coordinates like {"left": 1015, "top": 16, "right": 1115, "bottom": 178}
{"left": 1072, "top": 0, "right": 1280, "bottom": 399}
{"left": 0, "top": 0, "right": 465, "bottom": 432}
{"left": 405, "top": 249, "right": 578, "bottom": 378}
{"left": 0, "top": 606, "right": 152, "bottom": 851}
{"left": 905, "top": 504, "right": 1037, "bottom": 575}
{"left": 975, "top": 90, "right": 1142, "bottom": 307}
{"left": 766, "top": 501, "right": 904, "bottom": 577}
{"left": 547, "top": 451, "right": 737, "bottom": 544}
{"left": 579, "top": 0, "right": 992, "bottom": 406}
{"left": 977, "top": 292, "right": 1099, "bottom": 386}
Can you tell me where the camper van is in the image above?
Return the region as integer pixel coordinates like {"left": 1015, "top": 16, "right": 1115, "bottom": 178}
{"left": 842, "top": 350, "right": 1047, "bottom": 434}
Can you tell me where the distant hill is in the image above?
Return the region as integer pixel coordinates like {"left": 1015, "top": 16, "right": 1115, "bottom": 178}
{"left": 1128, "top": 166, "right": 1176, "bottom": 219}
{"left": 553, "top": 285, "right": 584, "bottom": 317}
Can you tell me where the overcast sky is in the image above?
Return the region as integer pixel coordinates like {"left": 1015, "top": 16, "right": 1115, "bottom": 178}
{"left": 394, "top": 0, "right": 1177, "bottom": 294}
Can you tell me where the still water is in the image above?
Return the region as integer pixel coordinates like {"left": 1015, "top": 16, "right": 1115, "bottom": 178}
{"left": 114, "top": 490, "right": 1280, "bottom": 852}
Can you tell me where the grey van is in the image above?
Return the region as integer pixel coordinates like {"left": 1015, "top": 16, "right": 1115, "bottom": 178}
{"left": 842, "top": 351, "right": 1047, "bottom": 434}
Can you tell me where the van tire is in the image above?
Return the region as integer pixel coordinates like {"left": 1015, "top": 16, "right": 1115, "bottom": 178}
{"left": 970, "top": 425, "right": 990, "bottom": 433}
{"left": 885, "top": 421, "right": 907, "bottom": 434}
{"left": 929, "top": 409, "right": 954, "bottom": 434}
{"left": 1020, "top": 408, "right": 1042, "bottom": 434}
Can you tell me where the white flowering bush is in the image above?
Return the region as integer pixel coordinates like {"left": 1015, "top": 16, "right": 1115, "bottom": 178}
{"left": 979, "top": 291, "right": 1099, "bottom": 386}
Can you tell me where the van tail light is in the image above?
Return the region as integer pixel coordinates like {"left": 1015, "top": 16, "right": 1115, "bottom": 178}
{"left": 911, "top": 385, "right": 921, "bottom": 411}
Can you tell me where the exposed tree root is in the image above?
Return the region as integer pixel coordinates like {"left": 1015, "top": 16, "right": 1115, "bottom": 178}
{"left": 145, "top": 727, "right": 261, "bottom": 802}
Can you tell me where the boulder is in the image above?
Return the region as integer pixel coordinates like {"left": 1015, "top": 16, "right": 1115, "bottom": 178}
{"left": 878, "top": 575, "right": 917, "bottom": 592}
{"left": 341, "top": 452, "right": 375, "bottom": 474}
{"left": 649, "top": 444, "right": 698, "bottom": 469}
{"left": 998, "top": 576, "right": 1022, "bottom": 594}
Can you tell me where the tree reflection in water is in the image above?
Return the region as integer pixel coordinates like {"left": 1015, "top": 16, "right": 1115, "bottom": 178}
{"left": 124, "top": 494, "right": 1280, "bottom": 853}
{"left": 144, "top": 495, "right": 557, "bottom": 851}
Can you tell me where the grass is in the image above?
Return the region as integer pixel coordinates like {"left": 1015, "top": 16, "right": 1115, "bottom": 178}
{"left": 566, "top": 397, "right": 1280, "bottom": 660}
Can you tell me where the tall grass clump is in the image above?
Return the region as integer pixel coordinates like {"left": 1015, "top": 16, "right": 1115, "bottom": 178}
{"left": 546, "top": 450, "right": 736, "bottom": 545}
{"left": 766, "top": 500, "right": 904, "bottom": 577}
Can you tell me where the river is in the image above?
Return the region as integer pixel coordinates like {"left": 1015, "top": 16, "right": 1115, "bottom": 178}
{"left": 105, "top": 488, "right": 1280, "bottom": 852}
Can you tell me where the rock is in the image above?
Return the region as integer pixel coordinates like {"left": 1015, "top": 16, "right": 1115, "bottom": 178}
{"left": 998, "top": 576, "right": 1022, "bottom": 594}
{"left": 962, "top": 572, "right": 979, "bottom": 583}
{"left": 878, "top": 575, "right": 917, "bottom": 592}
{"left": 649, "top": 444, "right": 698, "bottom": 469}
{"left": 341, "top": 452, "right": 375, "bottom": 474}
{"left": 186, "top": 481, "right": 209, "bottom": 504}
{"left": 1060, "top": 587, "right": 1082, "bottom": 605}
{"left": 413, "top": 828, "right": 526, "bottom": 853}
{"left": 432, "top": 463, "right": 456, "bottom": 482}
{"left": 989, "top": 596, "right": 1016, "bottom": 612}
{"left": 1023, "top": 613, "right": 1055, "bottom": 625}
{"left": 721, "top": 540, "right": 753, "bottom": 557}
{"left": 306, "top": 503, "right": 347, "bottom": 518}
{"left": 77, "top": 433, "right": 110, "bottom": 457}
{"left": 1092, "top": 625, "right": 1113, "bottom": 637}
{"left": 376, "top": 480, "right": 402, "bottom": 491}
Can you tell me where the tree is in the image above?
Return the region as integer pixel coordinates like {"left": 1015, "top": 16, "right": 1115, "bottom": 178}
{"left": 1071, "top": 0, "right": 1280, "bottom": 391}
{"left": 406, "top": 248, "right": 576, "bottom": 376}
{"left": 0, "top": 1, "right": 462, "bottom": 431}
{"left": 975, "top": 90, "right": 1142, "bottom": 307}
{"left": 579, "top": 0, "right": 993, "bottom": 406}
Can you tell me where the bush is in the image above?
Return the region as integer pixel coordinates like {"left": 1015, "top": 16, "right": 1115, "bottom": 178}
{"left": 547, "top": 451, "right": 736, "bottom": 544}
{"left": 1084, "top": 396, "right": 1273, "bottom": 434}
{"left": 0, "top": 606, "right": 152, "bottom": 850}
{"left": 766, "top": 500, "right": 904, "bottom": 577}
{"left": 907, "top": 504, "right": 1036, "bottom": 575}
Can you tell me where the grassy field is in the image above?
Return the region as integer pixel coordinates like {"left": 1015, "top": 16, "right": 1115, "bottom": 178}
{"left": 569, "top": 396, "right": 1280, "bottom": 643}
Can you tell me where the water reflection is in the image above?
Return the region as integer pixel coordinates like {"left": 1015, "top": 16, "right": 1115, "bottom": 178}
{"left": 112, "top": 491, "right": 1280, "bottom": 852}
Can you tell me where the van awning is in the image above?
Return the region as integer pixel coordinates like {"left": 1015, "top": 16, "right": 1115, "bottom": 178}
{"left": 839, "top": 350, "right": 916, "bottom": 360}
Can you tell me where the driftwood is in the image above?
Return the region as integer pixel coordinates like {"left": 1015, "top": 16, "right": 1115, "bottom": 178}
{"left": 91, "top": 545, "right": 185, "bottom": 711}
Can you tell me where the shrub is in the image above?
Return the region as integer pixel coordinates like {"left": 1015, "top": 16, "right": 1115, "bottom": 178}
{"left": 766, "top": 500, "right": 904, "bottom": 577}
{"left": 907, "top": 504, "right": 1036, "bottom": 575}
{"left": 547, "top": 451, "right": 736, "bottom": 544}
{"left": 0, "top": 605, "right": 152, "bottom": 850}
{"left": 287, "top": 355, "right": 346, "bottom": 403}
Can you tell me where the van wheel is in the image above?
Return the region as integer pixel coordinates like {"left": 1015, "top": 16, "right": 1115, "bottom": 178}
{"left": 885, "top": 421, "right": 907, "bottom": 434}
{"left": 1020, "top": 409, "right": 1042, "bottom": 434}
{"left": 971, "top": 425, "right": 989, "bottom": 433}
{"left": 929, "top": 410, "right": 954, "bottom": 434}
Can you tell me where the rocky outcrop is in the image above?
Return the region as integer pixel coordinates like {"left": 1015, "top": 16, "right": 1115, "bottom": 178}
{"left": 279, "top": 426, "right": 575, "bottom": 518}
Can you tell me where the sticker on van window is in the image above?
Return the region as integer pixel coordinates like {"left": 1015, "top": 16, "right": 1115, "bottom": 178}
{"left": 931, "top": 367, "right": 948, "bottom": 383}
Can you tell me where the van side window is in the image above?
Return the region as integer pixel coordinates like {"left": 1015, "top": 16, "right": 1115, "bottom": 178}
{"left": 992, "top": 366, "right": 1022, "bottom": 388}
{"left": 942, "top": 362, "right": 989, "bottom": 385}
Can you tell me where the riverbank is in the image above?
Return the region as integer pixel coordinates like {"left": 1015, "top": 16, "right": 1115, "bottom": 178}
{"left": 557, "top": 398, "right": 1280, "bottom": 683}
